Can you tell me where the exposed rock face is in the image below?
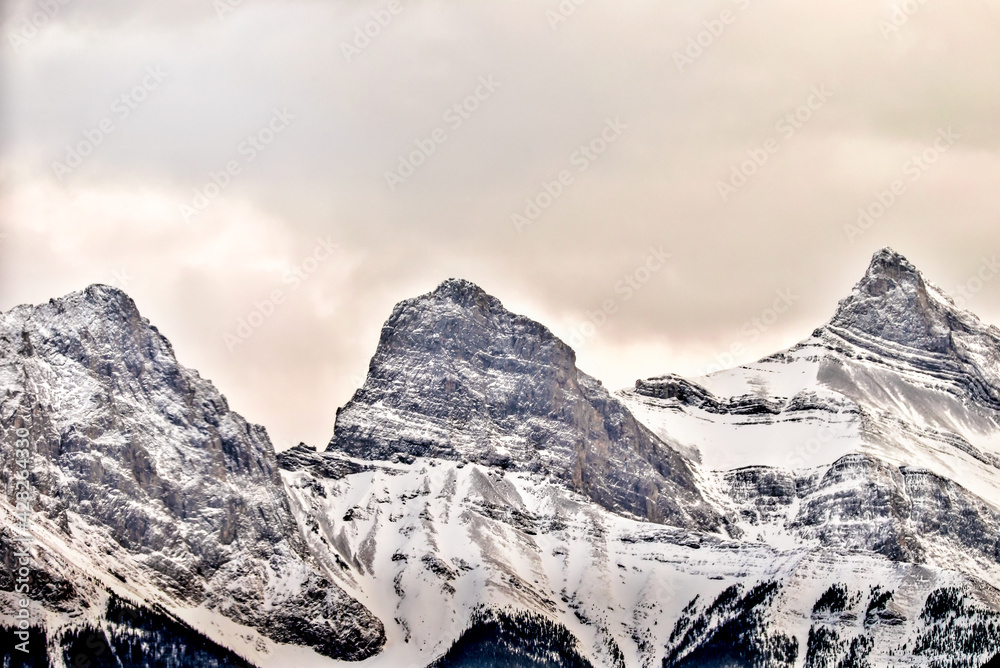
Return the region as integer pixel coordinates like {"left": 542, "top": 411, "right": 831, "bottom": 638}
{"left": 723, "top": 466, "right": 799, "bottom": 525}
{"left": 830, "top": 247, "right": 958, "bottom": 354}
{"left": 722, "top": 452, "right": 1000, "bottom": 568}
{"left": 791, "top": 454, "right": 922, "bottom": 562}
{"left": 823, "top": 247, "right": 1000, "bottom": 413}
{"left": 330, "top": 278, "right": 722, "bottom": 531}
{"left": 0, "top": 285, "right": 384, "bottom": 661}
{"left": 724, "top": 454, "right": 1000, "bottom": 560}
{"left": 277, "top": 442, "right": 370, "bottom": 480}
{"left": 635, "top": 374, "right": 784, "bottom": 415}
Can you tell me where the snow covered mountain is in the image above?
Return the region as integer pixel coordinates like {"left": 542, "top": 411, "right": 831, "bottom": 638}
{"left": 620, "top": 248, "right": 1000, "bottom": 587}
{"left": 0, "top": 286, "right": 384, "bottom": 665}
{"left": 285, "top": 250, "right": 999, "bottom": 667}
{"left": 4, "top": 248, "right": 1000, "bottom": 668}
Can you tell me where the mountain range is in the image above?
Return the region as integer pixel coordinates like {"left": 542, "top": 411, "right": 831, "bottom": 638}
{"left": 2, "top": 247, "right": 1000, "bottom": 667}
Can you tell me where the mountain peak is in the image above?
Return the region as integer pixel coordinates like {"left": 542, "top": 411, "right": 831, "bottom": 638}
{"left": 332, "top": 280, "right": 723, "bottom": 531}
{"left": 829, "top": 248, "right": 954, "bottom": 353}
{"left": 82, "top": 282, "right": 131, "bottom": 301}
{"left": 427, "top": 277, "right": 502, "bottom": 312}
{"left": 863, "top": 247, "right": 921, "bottom": 283}
{"left": 51, "top": 283, "right": 141, "bottom": 322}
{"left": 433, "top": 277, "right": 484, "bottom": 295}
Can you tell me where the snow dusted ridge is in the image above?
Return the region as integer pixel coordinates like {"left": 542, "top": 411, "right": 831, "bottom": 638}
{"left": 3, "top": 248, "right": 1000, "bottom": 667}
{"left": 0, "top": 285, "right": 383, "bottom": 664}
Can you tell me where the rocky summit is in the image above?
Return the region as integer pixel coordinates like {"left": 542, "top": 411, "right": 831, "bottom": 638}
{"left": 830, "top": 247, "right": 958, "bottom": 353}
{"left": 329, "top": 278, "right": 723, "bottom": 531}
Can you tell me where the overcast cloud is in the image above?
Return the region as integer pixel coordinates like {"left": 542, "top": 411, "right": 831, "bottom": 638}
{"left": 2, "top": 0, "right": 999, "bottom": 450}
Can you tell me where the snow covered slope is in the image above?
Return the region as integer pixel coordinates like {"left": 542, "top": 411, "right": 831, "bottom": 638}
{"left": 281, "top": 449, "right": 1000, "bottom": 667}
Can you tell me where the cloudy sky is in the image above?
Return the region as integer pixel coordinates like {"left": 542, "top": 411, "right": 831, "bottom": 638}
{"left": 1, "top": 0, "right": 998, "bottom": 451}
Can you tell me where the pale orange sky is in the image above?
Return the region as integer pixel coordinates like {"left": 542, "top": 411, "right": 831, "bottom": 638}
{"left": 2, "top": 0, "right": 999, "bottom": 450}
